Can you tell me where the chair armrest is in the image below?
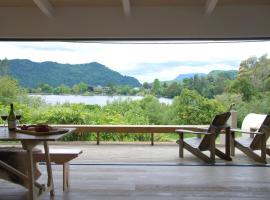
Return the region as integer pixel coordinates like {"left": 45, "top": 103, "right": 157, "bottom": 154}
{"left": 175, "top": 129, "right": 213, "bottom": 135}
{"left": 231, "top": 128, "right": 264, "bottom": 135}
{"left": 250, "top": 127, "right": 258, "bottom": 132}
{"left": 261, "top": 125, "right": 270, "bottom": 133}
{"left": 230, "top": 128, "right": 242, "bottom": 133}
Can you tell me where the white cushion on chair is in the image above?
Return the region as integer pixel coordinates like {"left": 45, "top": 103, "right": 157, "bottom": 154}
{"left": 241, "top": 113, "right": 267, "bottom": 132}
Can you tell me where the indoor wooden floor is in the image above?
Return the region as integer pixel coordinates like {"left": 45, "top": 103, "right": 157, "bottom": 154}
{"left": 0, "top": 143, "right": 270, "bottom": 199}
{"left": 0, "top": 164, "right": 270, "bottom": 200}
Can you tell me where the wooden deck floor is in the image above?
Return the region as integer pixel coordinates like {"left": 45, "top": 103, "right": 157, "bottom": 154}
{"left": 0, "top": 143, "right": 270, "bottom": 199}
{"left": 0, "top": 164, "right": 270, "bottom": 200}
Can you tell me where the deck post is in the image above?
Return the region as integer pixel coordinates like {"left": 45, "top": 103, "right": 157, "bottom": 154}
{"left": 179, "top": 132, "right": 184, "bottom": 158}
{"left": 97, "top": 132, "right": 100, "bottom": 145}
{"left": 221, "top": 108, "right": 237, "bottom": 145}
{"left": 151, "top": 133, "right": 154, "bottom": 146}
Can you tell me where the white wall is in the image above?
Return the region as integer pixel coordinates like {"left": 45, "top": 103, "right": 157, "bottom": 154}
{"left": 0, "top": 5, "right": 270, "bottom": 39}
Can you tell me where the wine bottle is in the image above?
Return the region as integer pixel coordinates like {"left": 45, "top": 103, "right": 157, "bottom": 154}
{"left": 8, "top": 103, "right": 16, "bottom": 131}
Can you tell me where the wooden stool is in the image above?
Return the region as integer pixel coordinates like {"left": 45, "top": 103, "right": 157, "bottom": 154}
{"left": 34, "top": 149, "right": 82, "bottom": 191}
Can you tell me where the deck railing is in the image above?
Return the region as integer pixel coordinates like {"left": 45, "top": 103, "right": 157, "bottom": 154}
{"left": 55, "top": 124, "right": 208, "bottom": 145}
{"left": 55, "top": 110, "right": 238, "bottom": 145}
{"left": 1, "top": 111, "right": 237, "bottom": 145}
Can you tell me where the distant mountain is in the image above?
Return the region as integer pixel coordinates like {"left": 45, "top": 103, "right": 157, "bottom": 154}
{"left": 175, "top": 73, "right": 206, "bottom": 80}
{"left": 174, "top": 70, "right": 238, "bottom": 81}
{"left": 8, "top": 59, "right": 141, "bottom": 88}
{"left": 208, "top": 70, "right": 238, "bottom": 80}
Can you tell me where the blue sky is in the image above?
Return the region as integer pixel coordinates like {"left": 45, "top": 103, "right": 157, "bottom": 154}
{"left": 0, "top": 41, "right": 269, "bottom": 83}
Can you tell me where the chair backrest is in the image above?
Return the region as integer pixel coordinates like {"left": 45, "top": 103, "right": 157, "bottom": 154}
{"left": 199, "top": 112, "right": 231, "bottom": 150}
{"left": 250, "top": 114, "right": 270, "bottom": 149}
{"left": 258, "top": 115, "right": 270, "bottom": 132}
{"left": 241, "top": 113, "right": 267, "bottom": 132}
{"left": 209, "top": 112, "right": 231, "bottom": 132}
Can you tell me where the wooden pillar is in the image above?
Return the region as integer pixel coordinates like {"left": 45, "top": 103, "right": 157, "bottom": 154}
{"left": 230, "top": 131, "right": 235, "bottom": 156}
{"left": 225, "top": 127, "right": 231, "bottom": 157}
{"left": 229, "top": 110, "right": 237, "bottom": 129}
{"left": 151, "top": 133, "right": 154, "bottom": 146}
{"left": 96, "top": 132, "right": 100, "bottom": 145}
{"left": 221, "top": 109, "right": 237, "bottom": 145}
{"left": 179, "top": 132, "right": 184, "bottom": 158}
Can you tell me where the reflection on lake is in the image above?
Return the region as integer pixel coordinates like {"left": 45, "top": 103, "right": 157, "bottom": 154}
{"left": 29, "top": 95, "right": 172, "bottom": 106}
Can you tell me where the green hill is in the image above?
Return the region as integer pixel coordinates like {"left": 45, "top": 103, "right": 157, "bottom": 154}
{"left": 208, "top": 70, "right": 238, "bottom": 80}
{"left": 8, "top": 59, "right": 141, "bottom": 88}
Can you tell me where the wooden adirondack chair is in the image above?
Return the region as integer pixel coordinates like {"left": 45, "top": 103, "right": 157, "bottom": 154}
{"left": 231, "top": 114, "right": 270, "bottom": 163}
{"left": 175, "top": 112, "right": 231, "bottom": 163}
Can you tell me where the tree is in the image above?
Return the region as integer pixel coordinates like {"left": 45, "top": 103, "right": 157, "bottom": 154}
{"left": 0, "top": 76, "right": 24, "bottom": 104}
{"left": 140, "top": 95, "right": 166, "bottom": 124}
{"left": 53, "top": 84, "right": 71, "bottom": 94}
{"left": 164, "top": 82, "right": 181, "bottom": 98}
{"left": 230, "top": 78, "right": 255, "bottom": 101}
{"left": 39, "top": 84, "right": 53, "bottom": 93}
{"left": 72, "top": 82, "right": 89, "bottom": 94}
{"left": 0, "top": 58, "right": 9, "bottom": 76}
{"left": 239, "top": 56, "right": 257, "bottom": 70}
{"left": 118, "top": 85, "right": 131, "bottom": 95}
{"left": 142, "top": 82, "right": 151, "bottom": 89}
{"left": 170, "top": 89, "right": 225, "bottom": 124}
{"left": 265, "top": 77, "right": 270, "bottom": 91}
{"left": 152, "top": 79, "right": 161, "bottom": 95}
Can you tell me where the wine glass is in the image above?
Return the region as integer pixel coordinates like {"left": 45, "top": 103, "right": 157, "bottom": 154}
{"left": 16, "top": 110, "right": 22, "bottom": 127}
{"left": 1, "top": 110, "right": 8, "bottom": 127}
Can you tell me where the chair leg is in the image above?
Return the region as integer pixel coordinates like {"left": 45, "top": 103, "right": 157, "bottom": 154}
{"left": 63, "top": 162, "right": 70, "bottom": 191}
{"left": 179, "top": 132, "right": 184, "bottom": 158}
{"left": 266, "top": 148, "right": 270, "bottom": 156}
{"left": 235, "top": 142, "right": 267, "bottom": 164}
{"left": 215, "top": 148, "right": 232, "bottom": 161}
{"left": 185, "top": 143, "right": 213, "bottom": 163}
{"left": 209, "top": 134, "right": 215, "bottom": 163}
{"left": 261, "top": 134, "right": 266, "bottom": 162}
{"left": 230, "top": 131, "right": 235, "bottom": 156}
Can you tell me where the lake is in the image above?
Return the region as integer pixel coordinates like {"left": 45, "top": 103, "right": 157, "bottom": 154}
{"left": 30, "top": 95, "right": 172, "bottom": 106}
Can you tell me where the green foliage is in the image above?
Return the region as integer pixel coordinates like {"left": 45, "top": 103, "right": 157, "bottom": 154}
{"left": 142, "top": 82, "right": 151, "bottom": 89}
{"left": 238, "top": 55, "right": 270, "bottom": 92}
{"left": 0, "top": 91, "right": 227, "bottom": 142}
{"left": 163, "top": 82, "right": 181, "bottom": 98}
{"left": 39, "top": 84, "right": 53, "bottom": 93}
{"left": 72, "top": 82, "right": 89, "bottom": 94}
{"left": 170, "top": 89, "right": 226, "bottom": 125}
{"left": 1, "top": 55, "right": 269, "bottom": 143}
{"left": 229, "top": 78, "right": 256, "bottom": 101}
{"left": 151, "top": 79, "right": 161, "bottom": 95}
{"left": 140, "top": 95, "right": 168, "bottom": 124}
{"left": 208, "top": 70, "right": 238, "bottom": 80}
{"left": 0, "top": 76, "right": 25, "bottom": 105}
{"left": 182, "top": 70, "right": 237, "bottom": 98}
{"left": 215, "top": 92, "right": 270, "bottom": 127}
{"left": 53, "top": 84, "right": 71, "bottom": 94}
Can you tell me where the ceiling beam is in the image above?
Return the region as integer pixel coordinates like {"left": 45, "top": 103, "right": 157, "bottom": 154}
{"left": 122, "top": 0, "right": 131, "bottom": 16}
{"left": 33, "top": 0, "right": 54, "bottom": 17}
{"left": 205, "top": 0, "right": 219, "bottom": 16}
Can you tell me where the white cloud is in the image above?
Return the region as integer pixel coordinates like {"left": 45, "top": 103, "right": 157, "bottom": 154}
{"left": 0, "top": 41, "right": 269, "bottom": 82}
